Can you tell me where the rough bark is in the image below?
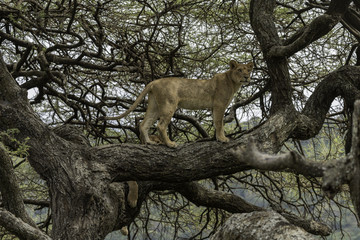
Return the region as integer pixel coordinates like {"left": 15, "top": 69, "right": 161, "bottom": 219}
{"left": 294, "top": 66, "right": 360, "bottom": 140}
{"left": 231, "top": 140, "right": 324, "bottom": 177}
{"left": 349, "top": 100, "right": 360, "bottom": 216}
{"left": 0, "top": 209, "right": 51, "bottom": 240}
{"left": 250, "top": 0, "right": 293, "bottom": 113}
{"left": 210, "top": 211, "right": 320, "bottom": 240}
{"left": 0, "top": 144, "right": 36, "bottom": 228}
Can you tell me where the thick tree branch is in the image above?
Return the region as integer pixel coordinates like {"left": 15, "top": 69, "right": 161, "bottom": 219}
{"left": 175, "top": 182, "right": 262, "bottom": 213}
{"left": 342, "top": 8, "right": 360, "bottom": 40}
{"left": 0, "top": 53, "right": 27, "bottom": 104}
{"left": 293, "top": 66, "right": 360, "bottom": 140}
{"left": 281, "top": 212, "right": 331, "bottom": 236}
{"left": 269, "top": 0, "right": 351, "bottom": 58}
{"left": 100, "top": 117, "right": 318, "bottom": 184}
{"left": 0, "top": 144, "right": 37, "bottom": 227}
{"left": 250, "top": 0, "right": 279, "bottom": 55}
{"left": 0, "top": 208, "right": 51, "bottom": 240}
{"left": 100, "top": 141, "right": 250, "bottom": 183}
{"left": 250, "top": 0, "right": 294, "bottom": 112}
{"left": 231, "top": 140, "right": 324, "bottom": 178}
{"left": 95, "top": 109, "right": 302, "bottom": 183}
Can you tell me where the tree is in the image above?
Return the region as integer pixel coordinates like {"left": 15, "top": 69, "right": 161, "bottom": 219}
{"left": 1, "top": 0, "right": 360, "bottom": 239}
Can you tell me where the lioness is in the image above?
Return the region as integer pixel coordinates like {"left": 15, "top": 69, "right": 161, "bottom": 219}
{"left": 104, "top": 60, "right": 253, "bottom": 147}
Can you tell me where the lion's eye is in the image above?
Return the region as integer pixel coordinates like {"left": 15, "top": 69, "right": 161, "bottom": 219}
{"left": 238, "top": 69, "right": 242, "bottom": 72}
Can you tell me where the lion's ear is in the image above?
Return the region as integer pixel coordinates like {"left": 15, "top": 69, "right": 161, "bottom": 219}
{"left": 229, "top": 60, "right": 238, "bottom": 69}
{"left": 247, "top": 62, "right": 254, "bottom": 69}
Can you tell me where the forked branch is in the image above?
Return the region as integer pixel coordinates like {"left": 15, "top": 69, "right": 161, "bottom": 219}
{"left": 0, "top": 209, "right": 51, "bottom": 240}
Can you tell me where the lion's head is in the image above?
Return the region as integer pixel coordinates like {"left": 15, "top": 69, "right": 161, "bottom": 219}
{"left": 228, "top": 60, "right": 254, "bottom": 84}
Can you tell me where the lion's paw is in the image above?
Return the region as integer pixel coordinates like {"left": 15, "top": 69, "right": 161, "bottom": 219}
{"left": 217, "top": 136, "right": 230, "bottom": 143}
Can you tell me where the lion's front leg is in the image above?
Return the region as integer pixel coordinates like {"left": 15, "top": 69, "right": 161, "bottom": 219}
{"left": 213, "top": 107, "right": 230, "bottom": 143}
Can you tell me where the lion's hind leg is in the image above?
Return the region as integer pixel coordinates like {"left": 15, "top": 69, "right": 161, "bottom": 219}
{"left": 139, "top": 98, "right": 159, "bottom": 145}
{"left": 157, "top": 104, "right": 177, "bottom": 148}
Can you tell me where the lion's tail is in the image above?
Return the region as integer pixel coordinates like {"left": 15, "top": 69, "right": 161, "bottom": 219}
{"left": 102, "top": 82, "right": 153, "bottom": 120}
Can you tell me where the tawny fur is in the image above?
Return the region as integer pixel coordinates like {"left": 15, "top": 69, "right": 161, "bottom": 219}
{"left": 121, "top": 180, "right": 138, "bottom": 236}
{"left": 127, "top": 181, "right": 138, "bottom": 208}
{"left": 103, "top": 60, "right": 253, "bottom": 148}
